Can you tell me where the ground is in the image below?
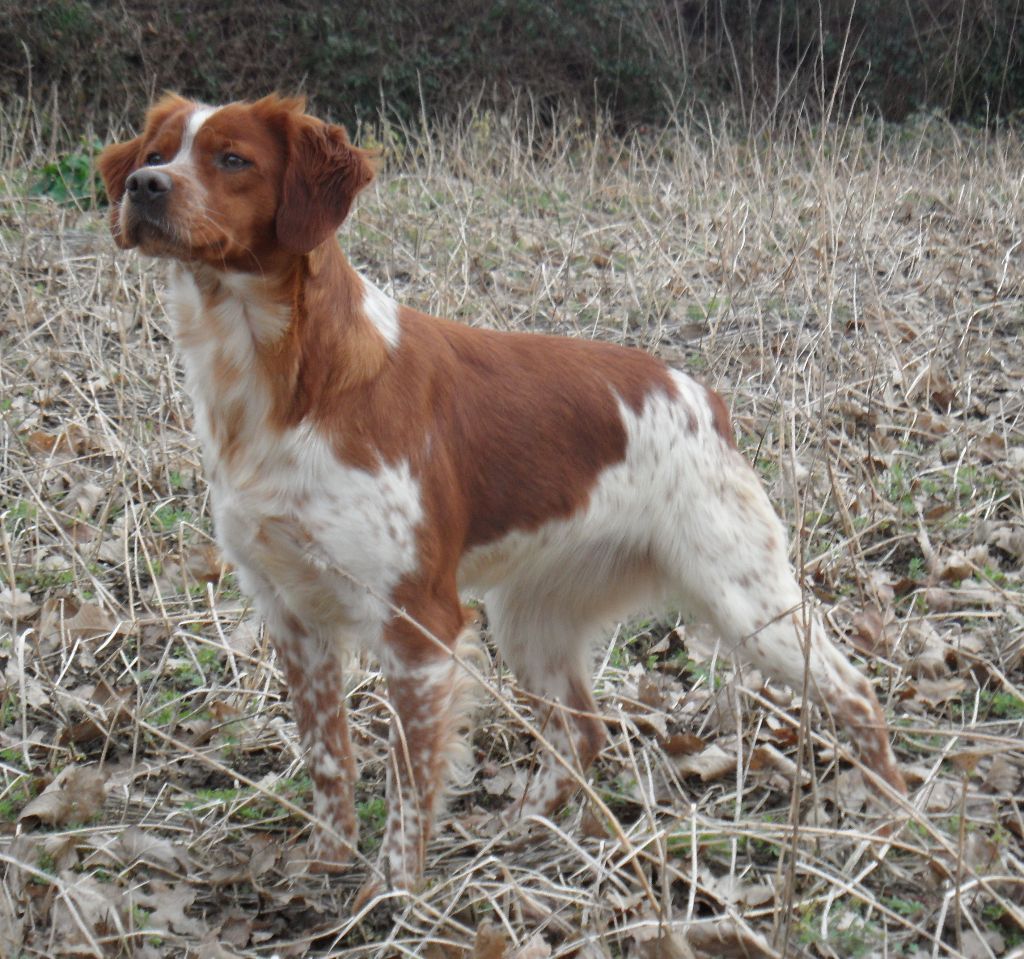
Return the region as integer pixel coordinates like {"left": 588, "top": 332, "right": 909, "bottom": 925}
{"left": 0, "top": 105, "right": 1022, "bottom": 958}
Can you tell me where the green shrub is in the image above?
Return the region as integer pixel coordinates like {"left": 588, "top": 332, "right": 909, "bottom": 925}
{"left": 30, "top": 137, "right": 104, "bottom": 206}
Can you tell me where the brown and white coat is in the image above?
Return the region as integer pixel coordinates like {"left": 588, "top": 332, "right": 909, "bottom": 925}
{"left": 99, "top": 94, "right": 906, "bottom": 890}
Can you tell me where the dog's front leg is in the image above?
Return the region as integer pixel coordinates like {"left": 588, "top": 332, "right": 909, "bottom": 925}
{"left": 376, "top": 596, "right": 469, "bottom": 891}
{"left": 267, "top": 607, "right": 359, "bottom": 871}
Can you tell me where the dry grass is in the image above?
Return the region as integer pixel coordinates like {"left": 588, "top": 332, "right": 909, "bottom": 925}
{"left": 1, "top": 99, "right": 1023, "bottom": 958}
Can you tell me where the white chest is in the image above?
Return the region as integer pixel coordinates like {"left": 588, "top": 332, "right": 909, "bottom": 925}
{"left": 166, "top": 268, "right": 423, "bottom": 644}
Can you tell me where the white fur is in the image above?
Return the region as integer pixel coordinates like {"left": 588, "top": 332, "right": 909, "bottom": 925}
{"left": 361, "top": 276, "right": 401, "bottom": 348}
{"left": 167, "top": 266, "right": 423, "bottom": 650}
{"left": 149, "top": 104, "right": 215, "bottom": 182}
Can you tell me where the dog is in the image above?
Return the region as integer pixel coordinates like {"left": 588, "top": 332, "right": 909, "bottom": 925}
{"left": 99, "top": 94, "right": 906, "bottom": 890}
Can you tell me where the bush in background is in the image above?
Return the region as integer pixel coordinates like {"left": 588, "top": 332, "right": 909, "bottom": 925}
{"left": 2, "top": 0, "right": 1022, "bottom": 136}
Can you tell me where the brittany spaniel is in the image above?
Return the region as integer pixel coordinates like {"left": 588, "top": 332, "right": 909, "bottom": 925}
{"left": 99, "top": 95, "right": 905, "bottom": 890}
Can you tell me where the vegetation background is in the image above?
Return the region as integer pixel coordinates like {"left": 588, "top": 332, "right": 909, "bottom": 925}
{"left": 1, "top": 2, "right": 1022, "bottom": 957}
{"left": 4, "top": 0, "right": 1024, "bottom": 133}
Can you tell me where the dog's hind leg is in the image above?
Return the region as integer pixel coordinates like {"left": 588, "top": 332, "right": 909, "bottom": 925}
{"left": 487, "top": 591, "right": 608, "bottom": 820}
{"left": 660, "top": 447, "right": 907, "bottom": 796}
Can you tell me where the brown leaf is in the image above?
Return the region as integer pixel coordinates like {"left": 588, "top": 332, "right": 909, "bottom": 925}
{"left": 18, "top": 765, "right": 107, "bottom": 828}
{"left": 514, "top": 934, "right": 551, "bottom": 959}
{"left": 660, "top": 733, "right": 705, "bottom": 757}
{"left": 948, "top": 751, "right": 983, "bottom": 775}
{"left": 989, "top": 525, "right": 1024, "bottom": 561}
{"left": 923, "top": 587, "right": 956, "bottom": 612}
{"left": 960, "top": 930, "right": 1006, "bottom": 959}
{"left": 748, "top": 744, "right": 810, "bottom": 785}
{"left": 134, "top": 879, "right": 206, "bottom": 936}
{"left": 580, "top": 805, "right": 611, "bottom": 839}
{"left": 64, "top": 481, "right": 105, "bottom": 519}
{"left": 38, "top": 597, "right": 128, "bottom": 643}
{"left": 910, "top": 676, "right": 967, "bottom": 706}
{"left": 686, "top": 920, "right": 778, "bottom": 958}
{"left": 49, "top": 870, "right": 126, "bottom": 953}
{"left": 114, "top": 826, "right": 191, "bottom": 873}
{"left": 472, "top": 922, "right": 509, "bottom": 959}
{"left": 59, "top": 680, "right": 134, "bottom": 746}
{"left": 849, "top": 605, "right": 893, "bottom": 655}
{"left": 217, "top": 913, "right": 254, "bottom": 949}
{"left": 932, "top": 550, "right": 973, "bottom": 582}
{"left": 195, "top": 935, "right": 247, "bottom": 959}
{"left": 982, "top": 754, "right": 1020, "bottom": 794}
{"left": 637, "top": 674, "right": 667, "bottom": 709}
{"left": 673, "top": 742, "right": 735, "bottom": 781}
{"left": 636, "top": 929, "right": 696, "bottom": 959}
{"left": 0, "top": 586, "right": 38, "bottom": 622}
{"left": 906, "top": 620, "right": 952, "bottom": 678}
{"left": 186, "top": 544, "right": 229, "bottom": 583}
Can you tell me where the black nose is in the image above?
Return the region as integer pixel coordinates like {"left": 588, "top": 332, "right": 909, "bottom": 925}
{"left": 125, "top": 169, "right": 172, "bottom": 204}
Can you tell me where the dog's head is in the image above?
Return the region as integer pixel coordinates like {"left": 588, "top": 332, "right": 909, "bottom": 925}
{"left": 98, "top": 94, "right": 377, "bottom": 270}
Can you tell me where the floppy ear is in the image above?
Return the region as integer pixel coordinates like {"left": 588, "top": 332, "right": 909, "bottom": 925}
{"left": 98, "top": 137, "right": 141, "bottom": 203}
{"left": 276, "top": 117, "right": 378, "bottom": 255}
{"left": 98, "top": 137, "right": 142, "bottom": 245}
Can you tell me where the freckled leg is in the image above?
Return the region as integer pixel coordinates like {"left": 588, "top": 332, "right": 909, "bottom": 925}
{"left": 268, "top": 611, "right": 358, "bottom": 869}
{"left": 379, "top": 599, "right": 474, "bottom": 889}
{"left": 487, "top": 594, "right": 607, "bottom": 820}
{"left": 669, "top": 458, "right": 906, "bottom": 796}
{"left": 728, "top": 603, "right": 906, "bottom": 794}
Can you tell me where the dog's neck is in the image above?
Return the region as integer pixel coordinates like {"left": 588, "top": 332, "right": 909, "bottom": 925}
{"left": 165, "top": 241, "right": 400, "bottom": 475}
{"left": 169, "top": 241, "right": 397, "bottom": 406}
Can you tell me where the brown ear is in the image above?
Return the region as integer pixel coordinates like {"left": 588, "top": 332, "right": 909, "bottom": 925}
{"left": 98, "top": 137, "right": 142, "bottom": 245}
{"left": 276, "top": 117, "right": 377, "bottom": 255}
{"left": 98, "top": 137, "right": 141, "bottom": 203}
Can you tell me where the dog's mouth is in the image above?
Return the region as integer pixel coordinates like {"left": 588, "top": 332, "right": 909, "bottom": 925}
{"left": 121, "top": 207, "right": 231, "bottom": 262}
{"left": 120, "top": 207, "right": 184, "bottom": 256}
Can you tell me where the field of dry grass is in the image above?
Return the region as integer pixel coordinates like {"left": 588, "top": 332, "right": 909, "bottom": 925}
{"left": 1, "top": 100, "right": 1023, "bottom": 958}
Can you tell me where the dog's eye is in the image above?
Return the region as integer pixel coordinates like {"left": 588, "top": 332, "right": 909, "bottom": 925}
{"left": 218, "top": 153, "right": 252, "bottom": 171}
{"left": 144, "top": 152, "right": 164, "bottom": 166}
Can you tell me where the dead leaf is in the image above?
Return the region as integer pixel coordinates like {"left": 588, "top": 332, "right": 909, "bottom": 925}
{"left": 673, "top": 742, "right": 735, "bottom": 781}
{"left": 906, "top": 620, "right": 953, "bottom": 678}
{"left": 186, "top": 544, "right": 228, "bottom": 583}
{"left": 19, "top": 765, "right": 107, "bottom": 828}
{"left": 580, "top": 805, "right": 611, "bottom": 839}
{"left": 960, "top": 930, "right": 1005, "bottom": 959}
{"left": 228, "top": 618, "right": 261, "bottom": 657}
{"left": 932, "top": 550, "right": 973, "bottom": 582}
{"left": 678, "top": 624, "right": 721, "bottom": 664}
{"left": 948, "top": 751, "right": 983, "bottom": 775}
{"left": 989, "top": 525, "right": 1024, "bottom": 561}
{"left": 923, "top": 587, "right": 956, "bottom": 612}
{"left": 910, "top": 676, "right": 967, "bottom": 706}
{"left": 748, "top": 744, "right": 810, "bottom": 786}
{"left": 49, "top": 870, "right": 127, "bottom": 954}
{"left": 982, "top": 754, "right": 1020, "bottom": 794}
{"left": 867, "top": 568, "right": 896, "bottom": 606}
{"left": 638, "top": 674, "right": 667, "bottom": 709}
{"left": 957, "top": 580, "right": 1005, "bottom": 609}
{"left": 849, "top": 605, "right": 893, "bottom": 655}
{"left": 245, "top": 834, "right": 280, "bottom": 879}
{"left": 686, "top": 920, "right": 777, "bottom": 958}
{"left": 635, "top": 929, "right": 695, "bottom": 959}
{"left": 38, "top": 597, "right": 128, "bottom": 643}
{"left": 962, "top": 830, "right": 1002, "bottom": 873}
{"left": 514, "top": 934, "right": 551, "bottom": 959}
{"left": 64, "top": 481, "right": 105, "bottom": 518}
{"left": 59, "top": 680, "right": 134, "bottom": 746}
{"left": 133, "top": 879, "right": 206, "bottom": 937}
{"left": 660, "top": 733, "right": 705, "bottom": 756}
{"left": 195, "top": 935, "right": 247, "bottom": 959}
{"left": 113, "top": 826, "right": 191, "bottom": 873}
{"left": 0, "top": 586, "right": 38, "bottom": 622}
